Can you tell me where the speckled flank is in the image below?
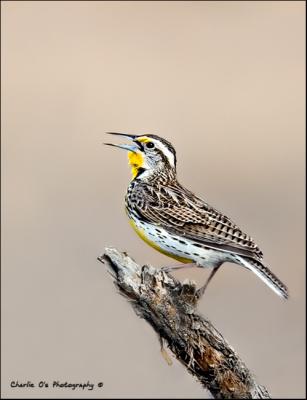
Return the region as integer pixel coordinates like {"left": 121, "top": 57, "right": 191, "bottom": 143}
{"left": 130, "top": 217, "right": 231, "bottom": 268}
{"left": 129, "top": 218, "right": 193, "bottom": 263}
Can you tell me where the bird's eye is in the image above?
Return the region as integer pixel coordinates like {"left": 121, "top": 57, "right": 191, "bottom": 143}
{"left": 146, "top": 142, "right": 155, "bottom": 149}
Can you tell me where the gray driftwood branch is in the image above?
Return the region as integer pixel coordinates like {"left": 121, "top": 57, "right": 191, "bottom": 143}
{"left": 98, "top": 247, "right": 270, "bottom": 399}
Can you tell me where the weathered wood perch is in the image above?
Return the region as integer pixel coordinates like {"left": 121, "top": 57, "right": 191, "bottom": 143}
{"left": 98, "top": 247, "right": 270, "bottom": 399}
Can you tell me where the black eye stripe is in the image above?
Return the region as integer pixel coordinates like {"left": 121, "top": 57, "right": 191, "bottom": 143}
{"left": 145, "top": 134, "right": 177, "bottom": 166}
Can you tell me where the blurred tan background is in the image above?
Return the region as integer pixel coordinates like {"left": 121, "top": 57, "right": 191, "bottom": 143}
{"left": 1, "top": 1, "right": 305, "bottom": 398}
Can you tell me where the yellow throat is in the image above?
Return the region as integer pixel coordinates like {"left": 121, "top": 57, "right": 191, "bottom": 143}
{"left": 127, "top": 151, "right": 144, "bottom": 179}
{"left": 127, "top": 136, "right": 151, "bottom": 179}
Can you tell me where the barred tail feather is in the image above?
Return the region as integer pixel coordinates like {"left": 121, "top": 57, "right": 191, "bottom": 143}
{"left": 237, "top": 256, "right": 289, "bottom": 300}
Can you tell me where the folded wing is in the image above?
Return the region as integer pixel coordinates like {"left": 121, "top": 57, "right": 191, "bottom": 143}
{"left": 128, "top": 182, "right": 263, "bottom": 261}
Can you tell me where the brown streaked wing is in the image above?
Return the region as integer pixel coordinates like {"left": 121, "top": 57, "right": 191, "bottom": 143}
{"left": 130, "top": 183, "right": 263, "bottom": 260}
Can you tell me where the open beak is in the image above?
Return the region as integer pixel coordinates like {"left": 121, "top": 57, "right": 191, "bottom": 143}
{"left": 105, "top": 132, "right": 138, "bottom": 139}
{"left": 104, "top": 132, "right": 140, "bottom": 153}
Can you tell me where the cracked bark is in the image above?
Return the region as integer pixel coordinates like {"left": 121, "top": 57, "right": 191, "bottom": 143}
{"left": 98, "top": 247, "right": 270, "bottom": 399}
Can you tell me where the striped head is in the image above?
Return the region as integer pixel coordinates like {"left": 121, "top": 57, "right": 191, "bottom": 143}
{"left": 105, "top": 132, "right": 177, "bottom": 179}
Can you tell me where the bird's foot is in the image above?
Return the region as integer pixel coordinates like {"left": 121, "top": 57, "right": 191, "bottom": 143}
{"left": 196, "top": 283, "right": 208, "bottom": 300}
{"left": 196, "top": 265, "right": 221, "bottom": 299}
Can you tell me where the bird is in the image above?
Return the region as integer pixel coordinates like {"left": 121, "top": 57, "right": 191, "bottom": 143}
{"left": 104, "top": 132, "right": 288, "bottom": 300}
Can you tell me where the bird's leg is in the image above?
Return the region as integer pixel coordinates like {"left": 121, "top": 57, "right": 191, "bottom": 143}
{"left": 161, "top": 263, "right": 197, "bottom": 273}
{"left": 196, "top": 265, "right": 221, "bottom": 299}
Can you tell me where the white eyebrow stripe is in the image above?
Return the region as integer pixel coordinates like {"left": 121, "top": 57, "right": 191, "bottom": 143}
{"left": 150, "top": 138, "right": 175, "bottom": 167}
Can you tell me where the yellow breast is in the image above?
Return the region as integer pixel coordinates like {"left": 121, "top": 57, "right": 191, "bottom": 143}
{"left": 128, "top": 218, "right": 193, "bottom": 263}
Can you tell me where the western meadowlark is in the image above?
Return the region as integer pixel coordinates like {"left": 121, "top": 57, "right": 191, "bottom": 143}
{"left": 105, "top": 132, "right": 288, "bottom": 299}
